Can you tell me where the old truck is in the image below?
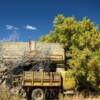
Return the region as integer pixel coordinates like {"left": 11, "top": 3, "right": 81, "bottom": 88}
{"left": 0, "top": 41, "right": 76, "bottom": 100}
{"left": 20, "top": 70, "right": 75, "bottom": 100}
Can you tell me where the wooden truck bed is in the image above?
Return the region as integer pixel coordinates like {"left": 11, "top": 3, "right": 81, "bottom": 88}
{"left": 22, "top": 71, "right": 61, "bottom": 87}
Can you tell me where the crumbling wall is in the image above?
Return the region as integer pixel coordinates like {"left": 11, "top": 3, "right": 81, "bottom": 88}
{"left": 0, "top": 41, "right": 64, "bottom": 68}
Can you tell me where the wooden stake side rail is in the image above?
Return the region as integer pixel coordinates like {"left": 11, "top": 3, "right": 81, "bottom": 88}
{"left": 22, "top": 71, "right": 61, "bottom": 87}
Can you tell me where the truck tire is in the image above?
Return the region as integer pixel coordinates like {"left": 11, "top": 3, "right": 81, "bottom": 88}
{"left": 31, "top": 88, "right": 45, "bottom": 100}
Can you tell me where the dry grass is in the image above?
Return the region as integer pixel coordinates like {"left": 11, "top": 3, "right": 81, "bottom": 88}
{"left": 0, "top": 85, "right": 21, "bottom": 100}
{"left": 64, "top": 94, "right": 100, "bottom": 100}
{"left": 0, "top": 85, "right": 100, "bottom": 100}
{"left": 0, "top": 86, "right": 10, "bottom": 100}
{"left": 0, "top": 93, "right": 100, "bottom": 100}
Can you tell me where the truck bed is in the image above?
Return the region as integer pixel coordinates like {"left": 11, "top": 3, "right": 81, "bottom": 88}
{"left": 22, "top": 71, "right": 61, "bottom": 87}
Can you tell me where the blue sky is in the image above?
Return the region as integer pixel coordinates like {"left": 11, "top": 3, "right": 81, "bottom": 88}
{"left": 0, "top": 0, "right": 100, "bottom": 41}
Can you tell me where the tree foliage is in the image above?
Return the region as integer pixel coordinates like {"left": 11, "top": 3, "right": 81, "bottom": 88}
{"left": 40, "top": 14, "right": 100, "bottom": 91}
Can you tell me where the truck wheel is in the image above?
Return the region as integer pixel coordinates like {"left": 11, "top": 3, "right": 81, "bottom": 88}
{"left": 31, "top": 88, "right": 45, "bottom": 100}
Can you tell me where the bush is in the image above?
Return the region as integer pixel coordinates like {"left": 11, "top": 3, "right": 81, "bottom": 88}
{"left": 40, "top": 15, "right": 100, "bottom": 91}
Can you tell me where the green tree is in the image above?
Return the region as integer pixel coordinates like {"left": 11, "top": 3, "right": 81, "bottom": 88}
{"left": 40, "top": 14, "right": 100, "bottom": 91}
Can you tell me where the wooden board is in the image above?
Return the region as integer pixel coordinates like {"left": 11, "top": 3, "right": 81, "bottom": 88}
{"left": 22, "top": 71, "right": 61, "bottom": 87}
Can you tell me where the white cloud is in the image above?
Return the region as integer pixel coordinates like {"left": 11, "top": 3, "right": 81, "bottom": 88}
{"left": 25, "top": 25, "right": 37, "bottom": 30}
{"left": 6, "top": 25, "right": 19, "bottom": 30}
